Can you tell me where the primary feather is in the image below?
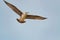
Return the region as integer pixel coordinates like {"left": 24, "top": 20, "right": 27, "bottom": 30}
{"left": 4, "top": 0, "right": 23, "bottom": 16}
{"left": 26, "top": 15, "right": 47, "bottom": 20}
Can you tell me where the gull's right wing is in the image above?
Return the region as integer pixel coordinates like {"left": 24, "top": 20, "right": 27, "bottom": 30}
{"left": 3, "top": 0, "right": 23, "bottom": 16}
{"left": 26, "top": 15, "right": 47, "bottom": 20}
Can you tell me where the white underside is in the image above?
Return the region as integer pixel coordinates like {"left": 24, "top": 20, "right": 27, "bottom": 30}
{"left": 19, "top": 13, "right": 27, "bottom": 22}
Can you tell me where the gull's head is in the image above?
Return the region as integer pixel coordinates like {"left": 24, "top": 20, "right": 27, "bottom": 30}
{"left": 23, "top": 12, "right": 29, "bottom": 15}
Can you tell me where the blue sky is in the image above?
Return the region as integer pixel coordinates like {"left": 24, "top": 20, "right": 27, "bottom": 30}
{"left": 0, "top": 0, "right": 60, "bottom": 40}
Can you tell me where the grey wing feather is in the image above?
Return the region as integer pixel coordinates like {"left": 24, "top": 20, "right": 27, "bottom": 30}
{"left": 4, "top": 0, "right": 23, "bottom": 16}
{"left": 26, "top": 15, "right": 47, "bottom": 20}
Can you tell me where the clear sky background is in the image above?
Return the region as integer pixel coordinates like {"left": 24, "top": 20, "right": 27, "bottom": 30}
{"left": 0, "top": 0, "right": 60, "bottom": 40}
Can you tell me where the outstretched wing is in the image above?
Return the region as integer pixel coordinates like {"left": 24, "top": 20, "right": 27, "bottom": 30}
{"left": 26, "top": 15, "right": 47, "bottom": 20}
{"left": 4, "top": 0, "right": 23, "bottom": 16}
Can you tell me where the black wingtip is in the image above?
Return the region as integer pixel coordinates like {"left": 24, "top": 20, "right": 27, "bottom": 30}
{"left": 3, "top": 0, "right": 8, "bottom": 4}
{"left": 41, "top": 17, "right": 47, "bottom": 20}
{"left": 44, "top": 17, "right": 47, "bottom": 19}
{"left": 43, "top": 17, "right": 47, "bottom": 20}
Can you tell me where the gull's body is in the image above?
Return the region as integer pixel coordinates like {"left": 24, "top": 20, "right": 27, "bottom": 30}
{"left": 4, "top": 0, "right": 47, "bottom": 23}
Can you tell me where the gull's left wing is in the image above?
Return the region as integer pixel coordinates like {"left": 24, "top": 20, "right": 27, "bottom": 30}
{"left": 3, "top": 0, "right": 23, "bottom": 16}
{"left": 26, "top": 15, "right": 47, "bottom": 20}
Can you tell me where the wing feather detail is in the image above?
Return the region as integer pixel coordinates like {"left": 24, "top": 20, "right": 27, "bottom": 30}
{"left": 4, "top": 0, "right": 23, "bottom": 16}
{"left": 26, "top": 15, "right": 47, "bottom": 20}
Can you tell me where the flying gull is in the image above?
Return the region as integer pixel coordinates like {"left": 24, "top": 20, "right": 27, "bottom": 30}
{"left": 3, "top": 0, "right": 47, "bottom": 23}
